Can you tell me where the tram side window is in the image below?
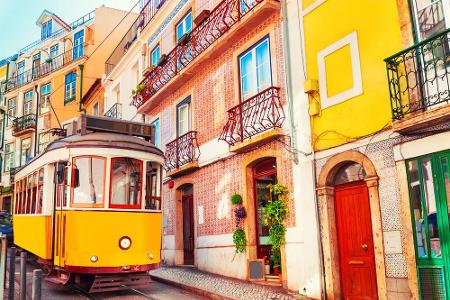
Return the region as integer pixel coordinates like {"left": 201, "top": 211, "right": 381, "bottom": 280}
{"left": 110, "top": 158, "right": 142, "bottom": 208}
{"left": 72, "top": 157, "right": 105, "bottom": 206}
{"left": 145, "top": 162, "right": 161, "bottom": 210}
{"left": 14, "top": 168, "right": 44, "bottom": 215}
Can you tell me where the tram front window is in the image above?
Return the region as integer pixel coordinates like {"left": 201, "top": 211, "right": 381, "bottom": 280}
{"left": 72, "top": 157, "right": 105, "bottom": 205}
{"left": 145, "top": 162, "right": 161, "bottom": 210}
{"left": 110, "top": 158, "right": 142, "bottom": 208}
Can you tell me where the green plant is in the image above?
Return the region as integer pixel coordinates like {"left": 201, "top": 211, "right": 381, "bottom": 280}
{"left": 263, "top": 183, "right": 289, "bottom": 268}
{"left": 134, "top": 83, "right": 146, "bottom": 95}
{"left": 232, "top": 228, "right": 246, "bottom": 254}
{"left": 231, "top": 194, "right": 243, "bottom": 205}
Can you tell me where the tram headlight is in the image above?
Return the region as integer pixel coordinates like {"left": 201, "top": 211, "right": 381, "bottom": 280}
{"left": 90, "top": 255, "right": 98, "bottom": 263}
{"left": 119, "top": 236, "right": 132, "bottom": 250}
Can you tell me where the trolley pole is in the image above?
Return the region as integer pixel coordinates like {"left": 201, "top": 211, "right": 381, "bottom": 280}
{"left": 0, "top": 234, "right": 6, "bottom": 299}
{"left": 31, "top": 269, "right": 42, "bottom": 300}
{"left": 20, "top": 252, "right": 26, "bottom": 300}
{"left": 8, "top": 247, "right": 15, "bottom": 300}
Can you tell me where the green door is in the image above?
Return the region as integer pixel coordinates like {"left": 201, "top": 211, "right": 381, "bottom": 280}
{"left": 407, "top": 151, "right": 450, "bottom": 299}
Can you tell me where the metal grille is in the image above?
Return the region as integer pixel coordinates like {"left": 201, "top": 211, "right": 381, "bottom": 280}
{"left": 419, "top": 268, "right": 446, "bottom": 300}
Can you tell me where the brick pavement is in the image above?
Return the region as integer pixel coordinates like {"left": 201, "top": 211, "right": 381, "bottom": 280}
{"left": 149, "top": 266, "right": 308, "bottom": 300}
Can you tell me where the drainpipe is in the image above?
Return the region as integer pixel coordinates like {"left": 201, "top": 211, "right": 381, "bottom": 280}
{"left": 281, "top": 0, "right": 326, "bottom": 298}
{"left": 0, "top": 62, "right": 10, "bottom": 183}
{"left": 281, "top": 0, "right": 299, "bottom": 164}
{"left": 33, "top": 85, "right": 39, "bottom": 157}
{"left": 78, "top": 64, "right": 85, "bottom": 113}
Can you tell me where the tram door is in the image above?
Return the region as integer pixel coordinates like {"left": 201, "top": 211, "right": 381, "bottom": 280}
{"left": 53, "top": 163, "right": 68, "bottom": 267}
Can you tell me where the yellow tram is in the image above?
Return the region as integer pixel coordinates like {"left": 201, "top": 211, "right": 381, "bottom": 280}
{"left": 12, "top": 115, "right": 164, "bottom": 292}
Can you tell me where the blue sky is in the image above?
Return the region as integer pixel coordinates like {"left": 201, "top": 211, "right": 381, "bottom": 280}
{"left": 0, "top": 0, "right": 138, "bottom": 59}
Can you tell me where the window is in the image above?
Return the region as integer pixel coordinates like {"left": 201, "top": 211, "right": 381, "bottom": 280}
{"left": 50, "top": 44, "right": 59, "bottom": 58}
{"left": 114, "top": 85, "right": 121, "bottom": 103}
{"left": 32, "top": 53, "right": 41, "bottom": 79}
{"left": 38, "top": 132, "right": 50, "bottom": 154}
{"left": 73, "top": 30, "right": 85, "bottom": 59}
{"left": 93, "top": 102, "right": 99, "bottom": 116}
{"left": 151, "top": 118, "right": 160, "bottom": 147}
{"left": 239, "top": 37, "right": 272, "bottom": 100}
{"left": 177, "top": 97, "right": 191, "bottom": 136}
{"left": 4, "top": 143, "right": 14, "bottom": 172}
{"left": 18, "top": 61, "right": 25, "bottom": 85}
{"left": 145, "top": 162, "right": 161, "bottom": 210}
{"left": 20, "top": 138, "right": 32, "bottom": 166}
{"left": 411, "top": 0, "right": 449, "bottom": 42}
{"left": 40, "top": 83, "right": 51, "bottom": 114}
{"left": 151, "top": 44, "right": 161, "bottom": 67}
{"left": 64, "top": 72, "right": 77, "bottom": 103}
{"left": 176, "top": 10, "right": 192, "bottom": 41}
{"left": 7, "top": 98, "right": 16, "bottom": 126}
{"left": 72, "top": 156, "right": 106, "bottom": 206}
{"left": 37, "top": 169, "right": 44, "bottom": 214}
{"left": 110, "top": 158, "right": 143, "bottom": 208}
{"left": 23, "top": 90, "right": 33, "bottom": 115}
{"left": 41, "top": 20, "right": 52, "bottom": 40}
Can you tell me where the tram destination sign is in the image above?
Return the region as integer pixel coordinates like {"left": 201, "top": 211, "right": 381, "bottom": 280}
{"left": 78, "top": 114, "right": 155, "bottom": 143}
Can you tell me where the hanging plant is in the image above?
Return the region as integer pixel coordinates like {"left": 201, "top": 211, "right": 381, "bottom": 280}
{"left": 133, "top": 83, "right": 146, "bottom": 95}
{"left": 263, "top": 183, "right": 289, "bottom": 271}
{"left": 230, "top": 194, "right": 243, "bottom": 205}
{"left": 232, "top": 228, "right": 247, "bottom": 254}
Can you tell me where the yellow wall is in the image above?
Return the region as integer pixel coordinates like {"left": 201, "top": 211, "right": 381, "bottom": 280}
{"left": 304, "top": 0, "right": 404, "bottom": 150}
{"left": 0, "top": 65, "right": 7, "bottom": 82}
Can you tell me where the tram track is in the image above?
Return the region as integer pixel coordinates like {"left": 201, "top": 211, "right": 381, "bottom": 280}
{"left": 68, "top": 284, "right": 157, "bottom": 300}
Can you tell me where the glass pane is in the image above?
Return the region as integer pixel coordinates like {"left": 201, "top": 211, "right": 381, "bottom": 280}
{"left": 408, "top": 160, "right": 428, "bottom": 258}
{"left": 240, "top": 52, "right": 256, "bottom": 100}
{"left": 178, "top": 104, "right": 189, "bottom": 136}
{"left": 256, "top": 40, "right": 271, "bottom": 92}
{"left": 255, "top": 174, "right": 276, "bottom": 245}
{"left": 145, "top": 162, "right": 161, "bottom": 210}
{"left": 110, "top": 158, "right": 142, "bottom": 207}
{"left": 422, "top": 158, "right": 442, "bottom": 258}
{"left": 441, "top": 156, "right": 450, "bottom": 228}
{"left": 176, "top": 23, "right": 184, "bottom": 41}
{"left": 72, "top": 157, "right": 105, "bottom": 205}
{"left": 335, "top": 163, "right": 366, "bottom": 185}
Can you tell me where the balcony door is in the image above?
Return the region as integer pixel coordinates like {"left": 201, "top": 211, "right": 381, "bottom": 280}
{"left": 238, "top": 36, "right": 272, "bottom": 101}
{"left": 410, "top": 0, "right": 450, "bottom": 111}
{"left": 23, "top": 91, "right": 33, "bottom": 116}
{"left": 177, "top": 97, "right": 191, "bottom": 137}
{"left": 407, "top": 151, "right": 450, "bottom": 299}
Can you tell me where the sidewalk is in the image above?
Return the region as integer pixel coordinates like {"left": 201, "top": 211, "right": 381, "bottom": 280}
{"left": 149, "top": 266, "right": 308, "bottom": 300}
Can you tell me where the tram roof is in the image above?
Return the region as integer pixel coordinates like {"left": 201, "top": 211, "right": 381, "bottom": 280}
{"left": 46, "top": 132, "right": 163, "bottom": 155}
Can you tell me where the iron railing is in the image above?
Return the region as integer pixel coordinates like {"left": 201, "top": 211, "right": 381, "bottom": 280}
{"left": 104, "top": 103, "right": 122, "bottom": 119}
{"left": 219, "top": 86, "right": 285, "bottom": 146}
{"left": 12, "top": 114, "right": 36, "bottom": 136}
{"left": 385, "top": 29, "right": 450, "bottom": 120}
{"left": 164, "top": 131, "right": 199, "bottom": 171}
{"left": 18, "top": 10, "right": 94, "bottom": 55}
{"left": 418, "top": 0, "right": 446, "bottom": 37}
{"left": 132, "top": 0, "right": 268, "bottom": 108}
{"left": 6, "top": 44, "right": 86, "bottom": 92}
{"left": 105, "top": 0, "right": 167, "bottom": 75}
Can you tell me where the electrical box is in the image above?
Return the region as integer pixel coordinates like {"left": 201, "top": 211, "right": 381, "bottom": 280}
{"left": 304, "top": 79, "right": 319, "bottom": 94}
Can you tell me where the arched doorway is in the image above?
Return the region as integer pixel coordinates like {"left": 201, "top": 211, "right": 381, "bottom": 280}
{"left": 178, "top": 184, "right": 194, "bottom": 265}
{"left": 252, "top": 158, "right": 277, "bottom": 260}
{"left": 334, "top": 163, "right": 377, "bottom": 299}
{"left": 317, "top": 150, "right": 387, "bottom": 299}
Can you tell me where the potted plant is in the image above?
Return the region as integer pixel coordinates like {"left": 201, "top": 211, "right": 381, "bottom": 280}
{"left": 177, "top": 33, "right": 191, "bottom": 47}
{"left": 132, "top": 83, "right": 146, "bottom": 95}
{"left": 45, "top": 58, "right": 53, "bottom": 64}
{"left": 263, "top": 184, "right": 289, "bottom": 278}
{"left": 231, "top": 193, "right": 247, "bottom": 257}
{"left": 157, "top": 54, "right": 168, "bottom": 67}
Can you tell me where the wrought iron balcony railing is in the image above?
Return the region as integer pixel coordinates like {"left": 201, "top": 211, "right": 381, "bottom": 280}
{"left": 132, "top": 0, "right": 269, "bottom": 108}
{"left": 105, "top": 0, "right": 167, "bottom": 75}
{"left": 104, "top": 103, "right": 122, "bottom": 119}
{"left": 12, "top": 114, "right": 36, "bottom": 136}
{"left": 219, "top": 86, "right": 284, "bottom": 146}
{"left": 386, "top": 29, "right": 450, "bottom": 120}
{"left": 6, "top": 44, "right": 86, "bottom": 93}
{"left": 164, "top": 131, "right": 200, "bottom": 172}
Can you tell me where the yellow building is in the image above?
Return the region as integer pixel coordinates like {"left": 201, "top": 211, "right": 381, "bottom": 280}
{"left": 0, "top": 7, "right": 136, "bottom": 211}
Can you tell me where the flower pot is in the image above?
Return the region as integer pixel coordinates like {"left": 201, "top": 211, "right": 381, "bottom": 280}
{"left": 273, "top": 266, "right": 280, "bottom": 276}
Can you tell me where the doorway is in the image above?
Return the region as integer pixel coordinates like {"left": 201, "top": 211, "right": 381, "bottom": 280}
{"left": 252, "top": 158, "right": 277, "bottom": 260}
{"left": 407, "top": 151, "right": 450, "bottom": 299}
{"left": 180, "top": 184, "right": 194, "bottom": 265}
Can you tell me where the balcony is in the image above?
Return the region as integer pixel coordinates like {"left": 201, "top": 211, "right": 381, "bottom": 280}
{"left": 219, "top": 86, "right": 285, "bottom": 152}
{"left": 104, "top": 103, "right": 122, "bottom": 119}
{"left": 385, "top": 29, "right": 450, "bottom": 133}
{"left": 6, "top": 44, "right": 86, "bottom": 93}
{"left": 132, "top": 0, "right": 280, "bottom": 111}
{"left": 105, "top": 0, "right": 167, "bottom": 75}
{"left": 164, "top": 131, "right": 200, "bottom": 177}
{"left": 12, "top": 114, "right": 36, "bottom": 137}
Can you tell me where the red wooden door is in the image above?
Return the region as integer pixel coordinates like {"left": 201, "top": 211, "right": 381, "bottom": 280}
{"left": 335, "top": 182, "right": 378, "bottom": 299}
{"left": 182, "top": 195, "right": 194, "bottom": 265}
